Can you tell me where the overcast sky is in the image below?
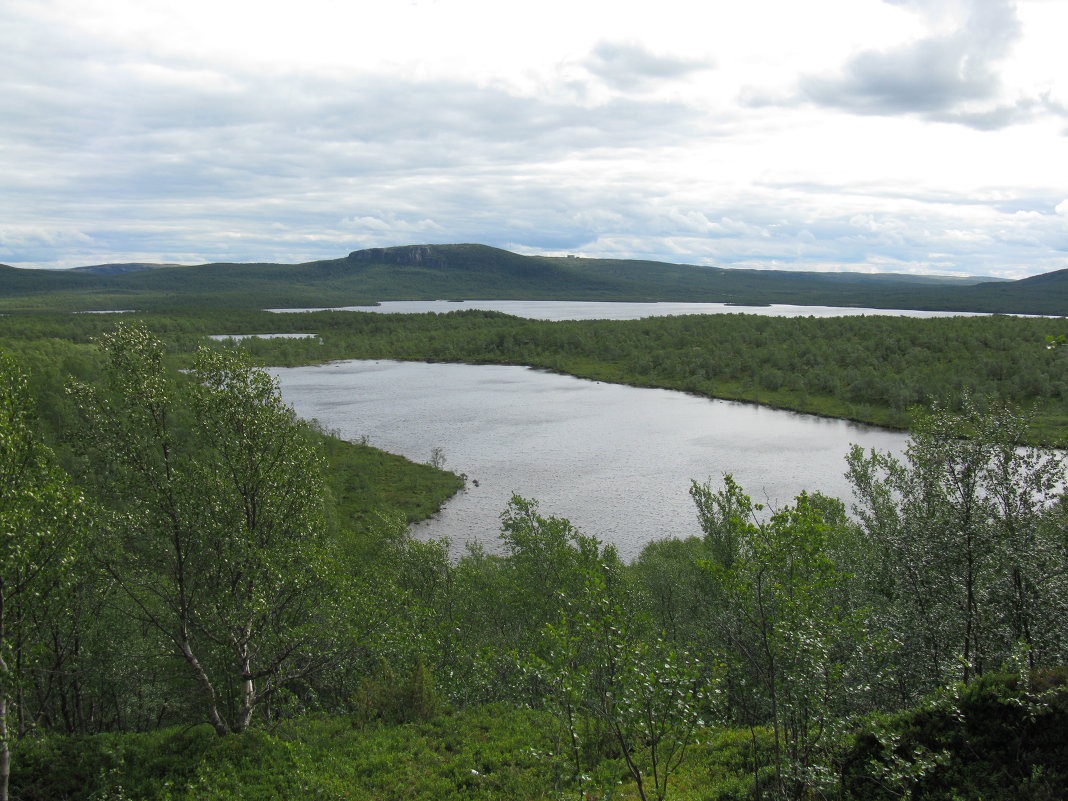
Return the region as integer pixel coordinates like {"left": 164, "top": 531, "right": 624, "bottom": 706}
{"left": 2, "top": 0, "right": 1066, "bottom": 277}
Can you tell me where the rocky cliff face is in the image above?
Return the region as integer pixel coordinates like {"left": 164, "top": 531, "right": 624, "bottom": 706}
{"left": 347, "top": 245, "right": 447, "bottom": 269}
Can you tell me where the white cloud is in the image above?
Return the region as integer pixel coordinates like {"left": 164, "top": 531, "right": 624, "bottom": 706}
{"left": 795, "top": 0, "right": 1034, "bottom": 127}
{"left": 1, "top": 0, "right": 1066, "bottom": 279}
{"left": 582, "top": 42, "right": 714, "bottom": 92}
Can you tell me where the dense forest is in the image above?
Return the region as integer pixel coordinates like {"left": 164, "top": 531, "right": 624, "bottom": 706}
{"left": 3, "top": 308, "right": 1066, "bottom": 441}
{"left": 2, "top": 310, "right": 1068, "bottom": 800}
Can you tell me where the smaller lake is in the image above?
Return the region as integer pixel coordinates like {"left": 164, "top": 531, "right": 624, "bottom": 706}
{"left": 271, "top": 360, "right": 911, "bottom": 560}
{"left": 208, "top": 333, "right": 319, "bottom": 341}
{"left": 267, "top": 299, "right": 984, "bottom": 321}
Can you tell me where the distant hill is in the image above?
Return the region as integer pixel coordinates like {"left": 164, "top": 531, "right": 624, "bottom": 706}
{"left": 69, "top": 262, "right": 184, "bottom": 275}
{"left": 0, "top": 244, "right": 1063, "bottom": 315}
{"left": 1010, "top": 267, "right": 1068, "bottom": 288}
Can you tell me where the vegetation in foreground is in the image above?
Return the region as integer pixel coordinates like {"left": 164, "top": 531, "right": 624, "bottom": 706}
{"left": 2, "top": 318, "right": 1068, "bottom": 800}
{"left": 10, "top": 677, "right": 1068, "bottom": 801}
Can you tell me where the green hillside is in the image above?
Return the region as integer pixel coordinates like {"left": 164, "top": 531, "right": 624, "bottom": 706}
{"left": 2, "top": 243, "right": 1062, "bottom": 314}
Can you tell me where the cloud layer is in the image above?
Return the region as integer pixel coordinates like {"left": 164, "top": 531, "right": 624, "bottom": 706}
{"left": 1, "top": 0, "right": 1065, "bottom": 278}
{"left": 801, "top": 1, "right": 1018, "bottom": 120}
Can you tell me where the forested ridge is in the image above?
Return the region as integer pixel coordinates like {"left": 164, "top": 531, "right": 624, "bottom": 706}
{"left": 1, "top": 311, "right": 1068, "bottom": 800}
{"left": 3, "top": 243, "right": 1066, "bottom": 314}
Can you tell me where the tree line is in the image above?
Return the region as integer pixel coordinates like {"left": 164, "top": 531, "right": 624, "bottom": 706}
{"left": 4, "top": 307, "right": 1064, "bottom": 440}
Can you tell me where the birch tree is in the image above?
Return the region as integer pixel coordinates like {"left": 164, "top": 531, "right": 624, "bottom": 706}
{"left": 847, "top": 399, "right": 1065, "bottom": 697}
{"left": 693, "top": 478, "right": 870, "bottom": 800}
{"left": 0, "top": 353, "right": 82, "bottom": 801}
{"left": 69, "top": 325, "right": 340, "bottom": 734}
{"left": 533, "top": 572, "right": 716, "bottom": 801}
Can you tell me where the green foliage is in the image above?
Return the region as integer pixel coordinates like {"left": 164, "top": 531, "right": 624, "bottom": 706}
{"left": 0, "top": 325, "right": 470, "bottom": 742}
{"left": 847, "top": 399, "right": 1067, "bottom": 698}
{"left": 66, "top": 325, "right": 346, "bottom": 734}
{"left": 693, "top": 478, "right": 873, "bottom": 800}
{"left": 0, "top": 351, "right": 83, "bottom": 590}
{"left": 654, "top": 727, "right": 777, "bottom": 801}
{"left": 532, "top": 573, "right": 719, "bottom": 801}
{"left": 9, "top": 725, "right": 218, "bottom": 801}
{"left": 10, "top": 706, "right": 564, "bottom": 801}
{"left": 351, "top": 656, "right": 444, "bottom": 726}
{"left": 321, "top": 433, "right": 463, "bottom": 526}
{"left": 629, "top": 536, "right": 720, "bottom": 647}
{"left": 0, "top": 350, "right": 86, "bottom": 801}
{"left": 7, "top": 711, "right": 782, "bottom": 801}
{"left": 5, "top": 304, "right": 1068, "bottom": 440}
{"left": 4, "top": 307, "right": 1068, "bottom": 800}
{"left": 841, "top": 670, "right": 1068, "bottom": 801}
{"left": 498, "top": 496, "right": 622, "bottom": 633}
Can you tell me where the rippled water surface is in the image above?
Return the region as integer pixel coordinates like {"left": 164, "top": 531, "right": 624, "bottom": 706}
{"left": 271, "top": 360, "right": 911, "bottom": 560}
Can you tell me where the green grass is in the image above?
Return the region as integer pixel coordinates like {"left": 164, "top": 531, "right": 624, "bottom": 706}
{"left": 9, "top": 707, "right": 557, "bottom": 801}
{"left": 322, "top": 434, "right": 465, "bottom": 527}
{"left": 9, "top": 707, "right": 776, "bottom": 801}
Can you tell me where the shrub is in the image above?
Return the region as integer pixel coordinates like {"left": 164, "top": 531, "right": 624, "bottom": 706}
{"left": 840, "top": 669, "right": 1068, "bottom": 801}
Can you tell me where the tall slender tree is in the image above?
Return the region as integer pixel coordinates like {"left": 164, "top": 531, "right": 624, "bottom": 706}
{"left": 693, "top": 478, "right": 870, "bottom": 800}
{"left": 0, "top": 353, "right": 82, "bottom": 801}
{"left": 846, "top": 398, "right": 1066, "bottom": 697}
{"left": 68, "top": 325, "right": 342, "bottom": 734}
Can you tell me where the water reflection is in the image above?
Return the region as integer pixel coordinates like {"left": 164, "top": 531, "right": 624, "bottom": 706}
{"left": 271, "top": 360, "right": 911, "bottom": 560}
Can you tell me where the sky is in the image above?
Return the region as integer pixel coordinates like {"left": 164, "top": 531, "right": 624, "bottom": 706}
{"left": 2, "top": 0, "right": 1066, "bottom": 278}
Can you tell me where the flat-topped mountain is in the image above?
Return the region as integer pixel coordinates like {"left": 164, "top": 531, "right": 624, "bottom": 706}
{"left": 0, "top": 243, "right": 1062, "bottom": 315}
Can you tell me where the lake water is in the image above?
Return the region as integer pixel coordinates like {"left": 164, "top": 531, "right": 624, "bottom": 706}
{"left": 268, "top": 299, "right": 984, "bottom": 321}
{"left": 207, "top": 333, "right": 319, "bottom": 341}
{"left": 270, "top": 360, "right": 911, "bottom": 560}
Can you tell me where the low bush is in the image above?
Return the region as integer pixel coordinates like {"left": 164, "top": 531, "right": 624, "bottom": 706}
{"left": 840, "top": 669, "right": 1068, "bottom": 801}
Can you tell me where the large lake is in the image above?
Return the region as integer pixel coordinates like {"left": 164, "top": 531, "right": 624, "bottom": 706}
{"left": 270, "top": 299, "right": 984, "bottom": 321}
{"left": 271, "top": 359, "right": 911, "bottom": 560}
